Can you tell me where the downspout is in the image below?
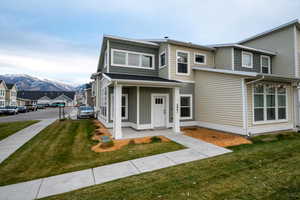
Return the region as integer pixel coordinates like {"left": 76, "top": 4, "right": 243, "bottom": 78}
{"left": 244, "top": 76, "right": 265, "bottom": 137}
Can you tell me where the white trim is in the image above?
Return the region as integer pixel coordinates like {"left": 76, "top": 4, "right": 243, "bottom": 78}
{"left": 231, "top": 48, "right": 235, "bottom": 71}
{"left": 168, "top": 44, "right": 171, "bottom": 80}
{"left": 179, "top": 94, "right": 193, "bottom": 120}
{"left": 136, "top": 86, "right": 140, "bottom": 129}
{"left": 176, "top": 80, "right": 195, "bottom": 83}
{"left": 252, "top": 84, "right": 288, "bottom": 125}
{"left": 111, "top": 48, "right": 155, "bottom": 70}
{"left": 241, "top": 78, "right": 248, "bottom": 132}
{"left": 173, "top": 87, "right": 181, "bottom": 133}
{"left": 260, "top": 55, "right": 271, "bottom": 74}
{"left": 113, "top": 84, "right": 122, "bottom": 139}
{"left": 194, "top": 52, "right": 206, "bottom": 65}
{"left": 242, "top": 51, "right": 253, "bottom": 68}
{"left": 151, "top": 93, "right": 170, "bottom": 128}
{"left": 110, "top": 79, "right": 182, "bottom": 87}
{"left": 180, "top": 121, "right": 198, "bottom": 126}
{"left": 159, "top": 50, "right": 167, "bottom": 69}
{"left": 294, "top": 26, "right": 299, "bottom": 77}
{"left": 176, "top": 50, "right": 190, "bottom": 76}
{"left": 193, "top": 66, "right": 257, "bottom": 76}
{"left": 110, "top": 93, "right": 128, "bottom": 121}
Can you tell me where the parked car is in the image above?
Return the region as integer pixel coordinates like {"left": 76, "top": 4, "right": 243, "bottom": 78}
{"left": 26, "top": 105, "right": 37, "bottom": 111}
{"left": 17, "top": 106, "right": 28, "bottom": 113}
{"left": 51, "top": 102, "right": 65, "bottom": 107}
{"left": 37, "top": 104, "right": 45, "bottom": 109}
{"left": 0, "top": 106, "right": 19, "bottom": 115}
{"left": 77, "top": 106, "right": 95, "bottom": 119}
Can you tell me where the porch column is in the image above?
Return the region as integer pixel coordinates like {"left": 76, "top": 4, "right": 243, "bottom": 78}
{"left": 113, "top": 84, "right": 122, "bottom": 139}
{"left": 173, "top": 87, "right": 180, "bottom": 133}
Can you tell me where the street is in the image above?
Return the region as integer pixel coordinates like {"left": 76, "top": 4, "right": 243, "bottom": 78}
{"left": 0, "top": 107, "right": 73, "bottom": 123}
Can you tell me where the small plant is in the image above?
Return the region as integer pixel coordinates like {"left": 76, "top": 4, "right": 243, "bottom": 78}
{"left": 100, "top": 140, "right": 114, "bottom": 148}
{"left": 150, "top": 136, "right": 162, "bottom": 143}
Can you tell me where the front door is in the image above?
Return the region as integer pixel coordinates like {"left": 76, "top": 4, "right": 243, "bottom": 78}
{"left": 153, "top": 96, "right": 167, "bottom": 128}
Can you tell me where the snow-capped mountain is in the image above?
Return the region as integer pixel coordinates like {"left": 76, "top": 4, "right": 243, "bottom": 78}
{"left": 0, "top": 74, "right": 77, "bottom": 91}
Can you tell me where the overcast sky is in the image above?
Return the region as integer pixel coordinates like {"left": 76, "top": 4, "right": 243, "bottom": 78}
{"left": 0, "top": 0, "right": 300, "bottom": 85}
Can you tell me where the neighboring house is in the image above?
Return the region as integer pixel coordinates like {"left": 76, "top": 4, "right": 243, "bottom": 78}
{"left": 91, "top": 19, "right": 300, "bottom": 139}
{"left": 0, "top": 80, "right": 7, "bottom": 107}
{"left": 5, "top": 83, "right": 17, "bottom": 106}
{"left": 83, "top": 83, "right": 94, "bottom": 106}
{"left": 17, "top": 91, "right": 75, "bottom": 106}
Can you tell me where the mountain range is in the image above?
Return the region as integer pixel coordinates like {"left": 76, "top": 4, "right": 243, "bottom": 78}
{"left": 0, "top": 74, "right": 80, "bottom": 91}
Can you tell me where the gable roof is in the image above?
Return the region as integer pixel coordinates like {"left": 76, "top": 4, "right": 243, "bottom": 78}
{"left": 6, "top": 83, "right": 16, "bottom": 90}
{"left": 17, "top": 91, "right": 75, "bottom": 100}
{"left": 239, "top": 19, "right": 300, "bottom": 44}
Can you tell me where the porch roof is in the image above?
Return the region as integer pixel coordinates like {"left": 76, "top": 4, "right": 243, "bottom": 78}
{"left": 104, "top": 73, "right": 183, "bottom": 87}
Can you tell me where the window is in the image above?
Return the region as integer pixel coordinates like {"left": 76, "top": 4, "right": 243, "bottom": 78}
{"left": 111, "top": 49, "right": 155, "bottom": 69}
{"left": 0, "top": 90, "right": 5, "bottom": 97}
{"left": 110, "top": 94, "right": 128, "bottom": 120}
{"left": 180, "top": 95, "right": 192, "bottom": 120}
{"left": 177, "top": 51, "right": 189, "bottom": 75}
{"left": 253, "top": 84, "right": 287, "bottom": 123}
{"left": 261, "top": 55, "right": 271, "bottom": 74}
{"left": 100, "top": 82, "right": 108, "bottom": 119}
{"left": 242, "top": 51, "right": 253, "bottom": 68}
{"left": 0, "top": 100, "right": 4, "bottom": 107}
{"left": 159, "top": 51, "right": 166, "bottom": 68}
{"left": 194, "top": 53, "right": 206, "bottom": 64}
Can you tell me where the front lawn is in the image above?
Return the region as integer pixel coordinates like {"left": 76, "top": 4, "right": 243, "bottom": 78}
{"left": 0, "top": 120, "right": 39, "bottom": 141}
{"left": 0, "top": 119, "right": 184, "bottom": 186}
{"left": 41, "top": 132, "right": 300, "bottom": 200}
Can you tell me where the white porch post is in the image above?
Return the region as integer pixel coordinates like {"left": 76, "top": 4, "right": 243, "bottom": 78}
{"left": 173, "top": 87, "right": 180, "bottom": 133}
{"left": 113, "top": 84, "right": 122, "bottom": 139}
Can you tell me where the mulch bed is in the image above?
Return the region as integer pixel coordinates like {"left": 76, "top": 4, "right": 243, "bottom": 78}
{"left": 182, "top": 127, "right": 252, "bottom": 147}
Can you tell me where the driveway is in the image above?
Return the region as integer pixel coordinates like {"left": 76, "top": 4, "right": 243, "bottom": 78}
{"left": 0, "top": 107, "right": 72, "bottom": 123}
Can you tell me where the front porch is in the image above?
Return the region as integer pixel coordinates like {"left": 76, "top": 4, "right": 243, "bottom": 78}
{"left": 97, "top": 73, "right": 184, "bottom": 139}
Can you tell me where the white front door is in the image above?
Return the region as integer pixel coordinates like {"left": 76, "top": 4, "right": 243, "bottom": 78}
{"left": 153, "top": 96, "right": 167, "bottom": 128}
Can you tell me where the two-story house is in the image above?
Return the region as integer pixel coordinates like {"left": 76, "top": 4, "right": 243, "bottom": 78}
{"left": 92, "top": 19, "right": 300, "bottom": 139}
{"left": 0, "top": 80, "right": 7, "bottom": 107}
{"left": 5, "top": 83, "right": 17, "bottom": 106}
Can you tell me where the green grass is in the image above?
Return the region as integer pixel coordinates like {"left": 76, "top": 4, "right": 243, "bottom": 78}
{"left": 0, "top": 120, "right": 39, "bottom": 141}
{"left": 40, "top": 132, "right": 300, "bottom": 200}
{"left": 0, "top": 119, "right": 184, "bottom": 186}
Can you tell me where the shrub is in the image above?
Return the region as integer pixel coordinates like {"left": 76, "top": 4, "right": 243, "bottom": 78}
{"left": 150, "top": 136, "right": 162, "bottom": 143}
{"left": 128, "top": 139, "right": 136, "bottom": 146}
{"left": 100, "top": 140, "right": 114, "bottom": 148}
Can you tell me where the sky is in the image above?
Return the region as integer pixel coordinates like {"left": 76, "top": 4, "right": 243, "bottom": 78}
{"left": 0, "top": 0, "right": 300, "bottom": 86}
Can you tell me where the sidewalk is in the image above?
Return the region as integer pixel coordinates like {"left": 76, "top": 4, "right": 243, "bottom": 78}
{"left": 0, "top": 132, "right": 231, "bottom": 200}
{"left": 0, "top": 119, "right": 56, "bottom": 164}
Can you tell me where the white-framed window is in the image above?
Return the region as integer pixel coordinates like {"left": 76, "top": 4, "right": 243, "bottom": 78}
{"left": 194, "top": 53, "right": 206, "bottom": 64}
{"left": 110, "top": 94, "right": 128, "bottom": 120}
{"left": 0, "top": 100, "right": 4, "bottom": 107}
{"left": 100, "top": 84, "right": 108, "bottom": 119}
{"left": 0, "top": 89, "right": 5, "bottom": 97}
{"left": 159, "top": 51, "right": 166, "bottom": 68}
{"left": 111, "top": 49, "right": 155, "bottom": 69}
{"left": 242, "top": 51, "right": 253, "bottom": 68}
{"left": 261, "top": 55, "right": 271, "bottom": 74}
{"left": 253, "top": 84, "right": 287, "bottom": 123}
{"left": 176, "top": 50, "right": 189, "bottom": 75}
{"left": 180, "top": 94, "right": 192, "bottom": 120}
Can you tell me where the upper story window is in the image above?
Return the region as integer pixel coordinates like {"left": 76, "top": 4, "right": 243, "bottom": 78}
{"left": 111, "top": 49, "right": 154, "bottom": 69}
{"left": 159, "top": 51, "right": 166, "bottom": 68}
{"left": 194, "top": 53, "right": 206, "bottom": 64}
{"left": 0, "top": 90, "right": 5, "bottom": 97}
{"left": 176, "top": 50, "right": 189, "bottom": 75}
{"left": 242, "top": 51, "right": 253, "bottom": 68}
{"left": 261, "top": 55, "right": 271, "bottom": 74}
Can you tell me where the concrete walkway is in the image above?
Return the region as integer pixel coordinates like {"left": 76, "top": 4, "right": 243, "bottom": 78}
{"left": 0, "top": 119, "right": 56, "bottom": 164}
{"left": 0, "top": 132, "right": 232, "bottom": 200}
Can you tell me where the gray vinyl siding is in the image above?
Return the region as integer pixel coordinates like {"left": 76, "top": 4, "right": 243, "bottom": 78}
{"left": 109, "top": 40, "right": 159, "bottom": 76}
{"left": 234, "top": 49, "right": 263, "bottom": 73}
{"left": 215, "top": 47, "right": 233, "bottom": 70}
{"left": 180, "top": 83, "right": 195, "bottom": 121}
{"left": 139, "top": 87, "right": 173, "bottom": 124}
{"left": 158, "top": 43, "right": 169, "bottom": 79}
{"left": 241, "top": 25, "right": 295, "bottom": 76}
{"left": 128, "top": 87, "right": 137, "bottom": 123}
